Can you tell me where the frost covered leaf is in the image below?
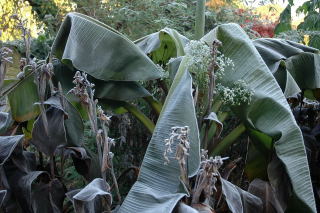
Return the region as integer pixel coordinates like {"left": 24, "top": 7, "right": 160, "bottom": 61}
{"left": 0, "top": 135, "right": 24, "bottom": 165}
{"left": 52, "top": 12, "right": 162, "bottom": 81}
{"left": 202, "top": 23, "right": 316, "bottom": 212}
{"left": 0, "top": 112, "right": 13, "bottom": 134}
{"left": 66, "top": 178, "right": 112, "bottom": 213}
{"left": 248, "top": 179, "right": 284, "bottom": 213}
{"left": 31, "top": 106, "right": 67, "bottom": 156}
{"left": 204, "top": 112, "right": 223, "bottom": 138}
{"left": 221, "top": 178, "right": 263, "bottom": 213}
{"left": 119, "top": 56, "right": 200, "bottom": 213}
{"left": 0, "top": 190, "right": 6, "bottom": 207}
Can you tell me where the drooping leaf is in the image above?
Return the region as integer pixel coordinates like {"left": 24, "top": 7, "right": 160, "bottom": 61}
{"left": 253, "top": 38, "right": 320, "bottom": 99}
{"left": 52, "top": 12, "right": 162, "bottom": 82}
{"left": 167, "top": 56, "right": 183, "bottom": 79}
{"left": 0, "top": 112, "right": 13, "bottom": 134}
{"left": 248, "top": 179, "right": 284, "bottom": 213}
{"left": 64, "top": 99, "right": 84, "bottom": 147}
{"left": 7, "top": 74, "right": 40, "bottom": 122}
{"left": 119, "top": 56, "right": 200, "bottom": 212}
{"left": 39, "top": 94, "right": 84, "bottom": 147}
{"left": 285, "top": 53, "right": 320, "bottom": 92}
{"left": 56, "top": 146, "right": 100, "bottom": 181}
{"left": 191, "top": 203, "right": 214, "bottom": 213}
{"left": 0, "top": 134, "right": 64, "bottom": 213}
{"left": 205, "top": 112, "right": 223, "bottom": 138}
{"left": 272, "top": 62, "right": 301, "bottom": 98}
{"left": 267, "top": 156, "right": 292, "bottom": 211}
{"left": 11, "top": 171, "right": 65, "bottom": 213}
{"left": 220, "top": 178, "right": 263, "bottom": 213}
{"left": 253, "top": 38, "right": 318, "bottom": 73}
{"left": 0, "top": 135, "right": 36, "bottom": 212}
{"left": 66, "top": 178, "right": 112, "bottom": 213}
{"left": 53, "top": 60, "right": 152, "bottom": 101}
{"left": 202, "top": 24, "right": 316, "bottom": 212}
{"left": 31, "top": 178, "right": 65, "bottom": 213}
{"left": 0, "top": 190, "right": 6, "bottom": 207}
{"left": 17, "top": 171, "right": 50, "bottom": 210}
{"left": 31, "top": 106, "right": 67, "bottom": 155}
{"left": 0, "top": 135, "right": 24, "bottom": 166}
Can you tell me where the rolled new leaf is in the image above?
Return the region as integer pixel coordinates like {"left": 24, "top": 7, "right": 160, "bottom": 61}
{"left": 136, "top": 28, "right": 189, "bottom": 65}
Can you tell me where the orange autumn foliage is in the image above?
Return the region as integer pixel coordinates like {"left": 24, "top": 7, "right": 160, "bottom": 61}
{"left": 206, "top": 0, "right": 227, "bottom": 9}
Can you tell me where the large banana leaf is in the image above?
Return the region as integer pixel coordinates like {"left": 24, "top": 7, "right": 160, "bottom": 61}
{"left": 118, "top": 57, "right": 200, "bottom": 212}
{"left": 202, "top": 24, "right": 316, "bottom": 212}
{"left": 51, "top": 12, "right": 162, "bottom": 82}
{"left": 53, "top": 61, "right": 152, "bottom": 101}
{"left": 136, "top": 28, "right": 189, "bottom": 65}
{"left": 253, "top": 38, "right": 320, "bottom": 99}
{"left": 285, "top": 52, "right": 320, "bottom": 99}
{"left": 253, "top": 38, "right": 318, "bottom": 73}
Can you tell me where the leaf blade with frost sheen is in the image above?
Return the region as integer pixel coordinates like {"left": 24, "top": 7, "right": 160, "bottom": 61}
{"left": 119, "top": 56, "right": 200, "bottom": 213}
{"left": 202, "top": 23, "right": 316, "bottom": 213}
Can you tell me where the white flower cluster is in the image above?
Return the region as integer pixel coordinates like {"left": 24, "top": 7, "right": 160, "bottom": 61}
{"left": 216, "top": 80, "right": 253, "bottom": 106}
{"left": 185, "top": 40, "right": 211, "bottom": 74}
{"left": 183, "top": 40, "right": 234, "bottom": 87}
{"left": 215, "top": 55, "right": 234, "bottom": 80}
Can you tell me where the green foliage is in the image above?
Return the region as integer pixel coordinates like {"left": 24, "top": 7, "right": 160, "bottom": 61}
{"left": 274, "top": 4, "right": 292, "bottom": 35}
{"left": 74, "top": 0, "right": 196, "bottom": 40}
{"left": 276, "top": 0, "right": 320, "bottom": 50}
